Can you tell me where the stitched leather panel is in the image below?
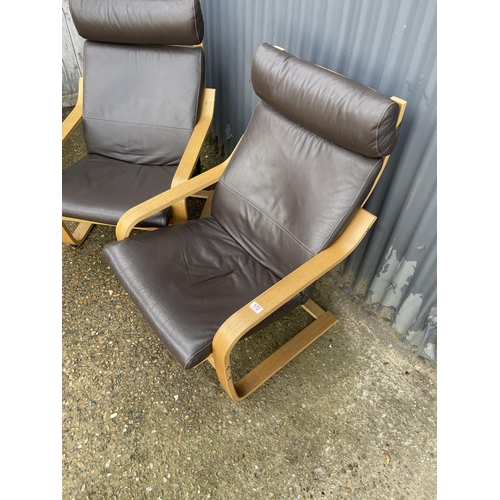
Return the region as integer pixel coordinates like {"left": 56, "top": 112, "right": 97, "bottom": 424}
{"left": 211, "top": 102, "right": 383, "bottom": 278}
{"left": 82, "top": 42, "right": 204, "bottom": 166}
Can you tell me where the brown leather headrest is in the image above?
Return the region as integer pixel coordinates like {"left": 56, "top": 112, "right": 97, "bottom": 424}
{"left": 251, "top": 43, "right": 400, "bottom": 158}
{"left": 70, "top": 0, "right": 204, "bottom": 46}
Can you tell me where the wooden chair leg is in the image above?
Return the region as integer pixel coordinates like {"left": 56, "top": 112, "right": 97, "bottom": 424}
{"left": 62, "top": 221, "right": 94, "bottom": 246}
{"left": 209, "top": 299, "right": 338, "bottom": 402}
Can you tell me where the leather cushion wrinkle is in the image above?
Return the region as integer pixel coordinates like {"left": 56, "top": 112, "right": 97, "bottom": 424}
{"left": 102, "top": 217, "right": 309, "bottom": 369}
{"left": 62, "top": 154, "right": 176, "bottom": 227}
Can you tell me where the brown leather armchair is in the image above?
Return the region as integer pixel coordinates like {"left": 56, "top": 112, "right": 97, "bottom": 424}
{"left": 62, "top": 0, "right": 215, "bottom": 246}
{"left": 102, "top": 44, "right": 406, "bottom": 402}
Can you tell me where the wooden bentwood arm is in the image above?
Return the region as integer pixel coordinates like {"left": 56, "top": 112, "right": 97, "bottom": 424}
{"left": 210, "top": 208, "right": 377, "bottom": 402}
{"left": 62, "top": 77, "right": 83, "bottom": 145}
{"left": 62, "top": 77, "right": 92, "bottom": 246}
{"left": 115, "top": 159, "right": 230, "bottom": 240}
{"left": 170, "top": 88, "right": 216, "bottom": 223}
{"left": 116, "top": 135, "right": 242, "bottom": 240}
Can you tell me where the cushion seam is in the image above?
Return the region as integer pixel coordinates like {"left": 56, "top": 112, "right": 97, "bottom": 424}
{"left": 81, "top": 153, "right": 180, "bottom": 168}
{"left": 83, "top": 115, "right": 195, "bottom": 131}
{"left": 218, "top": 178, "right": 315, "bottom": 257}
{"left": 83, "top": 150, "right": 181, "bottom": 163}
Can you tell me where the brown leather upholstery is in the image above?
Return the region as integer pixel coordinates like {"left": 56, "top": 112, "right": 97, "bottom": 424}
{"left": 102, "top": 43, "right": 402, "bottom": 369}
{"left": 82, "top": 42, "right": 204, "bottom": 166}
{"left": 211, "top": 102, "right": 384, "bottom": 278}
{"left": 251, "top": 44, "right": 400, "bottom": 157}
{"left": 102, "top": 217, "right": 310, "bottom": 368}
{"left": 62, "top": 155, "right": 175, "bottom": 227}
{"left": 70, "top": 0, "right": 204, "bottom": 45}
{"left": 62, "top": 0, "right": 205, "bottom": 227}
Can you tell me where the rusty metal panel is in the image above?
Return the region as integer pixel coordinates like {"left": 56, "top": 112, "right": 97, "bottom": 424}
{"left": 200, "top": 0, "right": 437, "bottom": 360}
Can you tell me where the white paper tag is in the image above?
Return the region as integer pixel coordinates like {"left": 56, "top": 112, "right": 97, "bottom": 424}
{"left": 249, "top": 301, "right": 264, "bottom": 314}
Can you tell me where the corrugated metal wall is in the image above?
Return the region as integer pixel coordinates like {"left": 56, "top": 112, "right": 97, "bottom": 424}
{"left": 62, "top": 0, "right": 84, "bottom": 107}
{"left": 61, "top": 0, "right": 437, "bottom": 361}
{"left": 200, "top": 0, "right": 437, "bottom": 361}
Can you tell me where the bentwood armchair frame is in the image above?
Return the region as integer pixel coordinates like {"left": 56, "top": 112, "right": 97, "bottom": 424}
{"left": 111, "top": 94, "right": 405, "bottom": 402}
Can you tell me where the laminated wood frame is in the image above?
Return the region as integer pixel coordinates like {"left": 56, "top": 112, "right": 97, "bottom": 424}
{"left": 62, "top": 77, "right": 216, "bottom": 245}
{"left": 113, "top": 97, "right": 406, "bottom": 401}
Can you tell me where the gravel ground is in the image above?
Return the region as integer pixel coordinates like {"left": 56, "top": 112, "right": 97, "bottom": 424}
{"left": 62, "top": 112, "right": 437, "bottom": 500}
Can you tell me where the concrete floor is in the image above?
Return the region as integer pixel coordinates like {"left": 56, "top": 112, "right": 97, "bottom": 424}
{"left": 62, "top": 117, "right": 437, "bottom": 499}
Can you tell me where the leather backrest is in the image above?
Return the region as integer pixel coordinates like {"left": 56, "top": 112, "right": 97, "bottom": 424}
{"left": 211, "top": 44, "right": 400, "bottom": 278}
{"left": 70, "top": 0, "right": 205, "bottom": 166}
{"left": 82, "top": 42, "right": 204, "bottom": 165}
{"left": 70, "top": 0, "right": 204, "bottom": 45}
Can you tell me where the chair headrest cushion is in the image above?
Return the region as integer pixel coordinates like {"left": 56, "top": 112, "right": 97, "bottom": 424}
{"left": 251, "top": 44, "right": 400, "bottom": 158}
{"left": 70, "top": 0, "right": 204, "bottom": 46}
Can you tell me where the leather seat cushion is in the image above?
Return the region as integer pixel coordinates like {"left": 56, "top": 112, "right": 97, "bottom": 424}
{"left": 102, "top": 216, "right": 310, "bottom": 369}
{"left": 62, "top": 154, "right": 175, "bottom": 227}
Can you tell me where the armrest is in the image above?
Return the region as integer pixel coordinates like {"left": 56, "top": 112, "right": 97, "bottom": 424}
{"left": 211, "top": 208, "right": 377, "bottom": 397}
{"left": 62, "top": 77, "right": 83, "bottom": 145}
{"left": 171, "top": 88, "right": 216, "bottom": 187}
{"left": 170, "top": 88, "right": 216, "bottom": 223}
{"left": 115, "top": 160, "right": 229, "bottom": 241}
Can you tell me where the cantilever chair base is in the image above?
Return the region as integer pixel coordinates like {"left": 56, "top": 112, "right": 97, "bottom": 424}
{"left": 62, "top": 221, "right": 94, "bottom": 246}
{"left": 208, "top": 207, "right": 376, "bottom": 402}
{"left": 206, "top": 299, "right": 338, "bottom": 401}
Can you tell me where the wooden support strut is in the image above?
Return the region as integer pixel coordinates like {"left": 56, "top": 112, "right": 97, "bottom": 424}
{"left": 169, "top": 87, "right": 216, "bottom": 223}
{"left": 114, "top": 138, "right": 244, "bottom": 240}
{"left": 62, "top": 221, "right": 94, "bottom": 246}
{"left": 233, "top": 308, "right": 339, "bottom": 399}
{"left": 115, "top": 161, "right": 229, "bottom": 240}
{"left": 62, "top": 78, "right": 83, "bottom": 145}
